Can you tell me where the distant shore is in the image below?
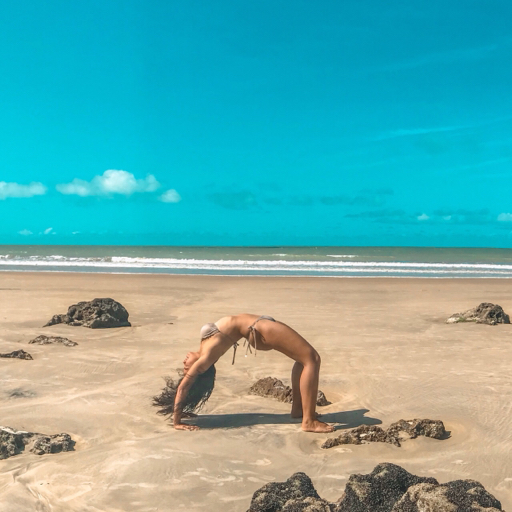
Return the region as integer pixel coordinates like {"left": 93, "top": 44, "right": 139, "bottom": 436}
{"left": 0, "top": 272, "right": 511, "bottom": 511}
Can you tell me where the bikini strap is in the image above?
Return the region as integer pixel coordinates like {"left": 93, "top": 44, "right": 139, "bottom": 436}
{"left": 232, "top": 341, "right": 238, "bottom": 365}
{"left": 243, "top": 316, "right": 276, "bottom": 359}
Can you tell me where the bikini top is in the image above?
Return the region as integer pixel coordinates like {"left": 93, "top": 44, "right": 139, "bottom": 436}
{"left": 199, "top": 315, "right": 276, "bottom": 364}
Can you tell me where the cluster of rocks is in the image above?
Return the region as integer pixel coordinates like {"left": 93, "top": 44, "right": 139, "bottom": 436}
{"left": 0, "top": 426, "right": 74, "bottom": 460}
{"left": 44, "top": 298, "right": 131, "bottom": 329}
{"left": 447, "top": 302, "right": 510, "bottom": 325}
{"left": 247, "top": 463, "right": 503, "bottom": 511}
{"left": 29, "top": 335, "right": 78, "bottom": 347}
{"left": 0, "top": 349, "right": 33, "bottom": 360}
{"left": 249, "top": 377, "right": 331, "bottom": 407}
{"left": 322, "top": 419, "right": 447, "bottom": 449}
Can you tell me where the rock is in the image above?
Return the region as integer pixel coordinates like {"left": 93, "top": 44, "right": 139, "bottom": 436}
{"left": 322, "top": 419, "right": 447, "bottom": 449}
{"left": 29, "top": 335, "right": 77, "bottom": 347}
{"left": 447, "top": 302, "right": 510, "bottom": 325}
{"left": 393, "top": 480, "right": 502, "bottom": 511}
{"left": 250, "top": 377, "right": 293, "bottom": 403}
{"left": 321, "top": 425, "right": 400, "bottom": 448}
{"left": 387, "top": 419, "right": 447, "bottom": 440}
{"left": 0, "top": 427, "right": 25, "bottom": 459}
{"left": 335, "top": 463, "right": 438, "bottom": 512}
{"left": 30, "top": 433, "right": 74, "bottom": 455}
{"left": 248, "top": 472, "right": 332, "bottom": 512}
{"left": 316, "top": 390, "right": 331, "bottom": 406}
{"left": 247, "top": 464, "right": 503, "bottom": 512}
{"left": 0, "top": 426, "right": 74, "bottom": 460}
{"left": 0, "top": 349, "right": 33, "bottom": 360}
{"left": 44, "top": 298, "right": 131, "bottom": 329}
{"left": 249, "top": 377, "right": 330, "bottom": 407}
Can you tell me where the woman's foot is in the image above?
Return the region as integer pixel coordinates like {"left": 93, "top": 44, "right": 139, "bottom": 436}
{"left": 301, "top": 419, "right": 334, "bottom": 433}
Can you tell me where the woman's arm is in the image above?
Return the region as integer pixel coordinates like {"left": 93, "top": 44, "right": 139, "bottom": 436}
{"left": 173, "top": 355, "right": 214, "bottom": 431}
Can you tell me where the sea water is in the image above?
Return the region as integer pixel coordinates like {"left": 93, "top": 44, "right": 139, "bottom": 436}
{"left": 1, "top": 245, "right": 512, "bottom": 277}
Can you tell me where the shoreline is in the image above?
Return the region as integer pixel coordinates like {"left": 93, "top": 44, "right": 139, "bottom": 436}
{"left": 3, "top": 269, "right": 512, "bottom": 279}
{"left": 1, "top": 272, "right": 511, "bottom": 511}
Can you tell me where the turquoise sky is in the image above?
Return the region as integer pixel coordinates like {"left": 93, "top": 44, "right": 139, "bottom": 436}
{"left": 1, "top": 1, "right": 512, "bottom": 246}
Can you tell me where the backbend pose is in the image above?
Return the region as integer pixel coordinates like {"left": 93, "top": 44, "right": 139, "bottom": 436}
{"left": 165, "top": 314, "right": 334, "bottom": 433}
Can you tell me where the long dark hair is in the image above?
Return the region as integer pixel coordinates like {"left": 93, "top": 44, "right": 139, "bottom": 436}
{"left": 153, "top": 365, "right": 216, "bottom": 417}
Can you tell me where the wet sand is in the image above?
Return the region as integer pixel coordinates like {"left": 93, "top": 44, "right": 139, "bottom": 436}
{"left": 0, "top": 272, "right": 511, "bottom": 511}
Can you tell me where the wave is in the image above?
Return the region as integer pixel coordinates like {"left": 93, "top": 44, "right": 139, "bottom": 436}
{"left": 1, "top": 254, "right": 512, "bottom": 276}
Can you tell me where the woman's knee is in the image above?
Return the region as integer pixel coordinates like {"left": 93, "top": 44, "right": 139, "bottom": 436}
{"left": 307, "top": 349, "right": 321, "bottom": 366}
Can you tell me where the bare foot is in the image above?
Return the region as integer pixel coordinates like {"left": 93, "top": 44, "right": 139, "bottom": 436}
{"left": 301, "top": 419, "right": 334, "bottom": 433}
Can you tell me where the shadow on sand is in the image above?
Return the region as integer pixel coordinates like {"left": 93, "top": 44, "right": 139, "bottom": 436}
{"left": 185, "top": 408, "right": 381, "bottom": 430}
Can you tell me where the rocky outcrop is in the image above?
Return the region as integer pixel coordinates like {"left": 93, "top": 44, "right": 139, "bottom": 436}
{"left": 447, "top": 302, "right": 510, "bottom": 325}
{"left": 249, "top": 377, "right": 331, "bottom": 407}
{"left": 44, "top": 298, "right": 131, "bottom": 329}
{"left": 321, "top": 425, "right": 400, "bottom": 448}
{"left": 393, "top": 480, "right": 502, "bottom": 511}
{"left": 29, "top": 335, "right": 77, "bottom": 347}
{"left": 336, "top": 463, "right": 438, "bottom": 512}
{"left": 248, "top": 472, "right": 333, "bottom": 512}
{"left": 387, "top": 419, "right": 446, "bottom": 440}
{"left": 0, "top": 349, "right": 33, "bottom": 360}
{"left": 0, "top": 426, "right": 74, "bottom": 460}
{"left": 247, "top": 463, "right": 503, "bottom": 511}
{"left": 321, "top": 419, "right": 447, "bottom": 449}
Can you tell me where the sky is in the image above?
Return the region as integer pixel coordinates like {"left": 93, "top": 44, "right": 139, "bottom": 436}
{"left": 1, "top": 0, "right": 512, "bottom": 247}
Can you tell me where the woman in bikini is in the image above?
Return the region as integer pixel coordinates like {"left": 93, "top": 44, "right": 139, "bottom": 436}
{"left": 154, "top": 314, "right": 334, "bottom": 433}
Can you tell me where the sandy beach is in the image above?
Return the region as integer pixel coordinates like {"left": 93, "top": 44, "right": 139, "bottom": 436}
{"left": 0, "top": 272, "right": 511, "bottom": 511}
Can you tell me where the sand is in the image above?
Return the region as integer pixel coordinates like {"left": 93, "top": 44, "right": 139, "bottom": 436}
{"left": 0, "top": 272, "right": 511, "bottom": 511}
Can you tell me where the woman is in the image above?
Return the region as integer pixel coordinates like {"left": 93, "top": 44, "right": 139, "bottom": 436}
{"left": 155, "top": 314, "right": 334, "bottom": 433}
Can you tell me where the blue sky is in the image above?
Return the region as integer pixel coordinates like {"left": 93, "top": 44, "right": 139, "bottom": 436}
{"left": 1, "top": 0, "right": 512, "bottom": 246}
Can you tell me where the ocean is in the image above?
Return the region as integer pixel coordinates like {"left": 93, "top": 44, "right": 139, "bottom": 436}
{"left": 1, "top": 245, "right": 512, "bottom": 278}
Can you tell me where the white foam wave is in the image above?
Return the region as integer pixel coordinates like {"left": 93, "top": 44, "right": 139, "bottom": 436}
{"left": 1, "top": 254, "right": 512, "bottom": 276}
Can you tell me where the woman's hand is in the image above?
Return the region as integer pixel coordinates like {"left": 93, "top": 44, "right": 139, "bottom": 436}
{"left": 174, "top": 423, "right": 200, "bottom": 431}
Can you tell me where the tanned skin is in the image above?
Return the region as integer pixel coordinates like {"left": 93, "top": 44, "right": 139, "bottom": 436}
{"left": 174, "top": 314, "right": 334, "bottom": 433}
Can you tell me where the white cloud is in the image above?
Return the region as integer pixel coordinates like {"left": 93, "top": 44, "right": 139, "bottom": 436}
{"left": 498, "top": 213, "right": 512, "bottom": 222}
{"left": 18, "top": 229, "right": 33, "bottom": 236}
{"left": 159, "top": 189, "right": 181, "bottom": 203}
{"left": 417, "top": 213, "right": 430, "bottom": 221}
{"left": 44, "top": 227, "right": 53, "bottom": 235}
{"left": 56, "top": 170, "right": 160, "bottom": 197}
{"left": 0, "top": 181, "right": 47, "bottom": 200}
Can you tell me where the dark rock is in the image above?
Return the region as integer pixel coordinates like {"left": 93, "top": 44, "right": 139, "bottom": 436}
{"left": 0, "top": 427, "right": 25, "bottom": 459}
{"left": 29, "top": 335, "right": 77, "bottom": 347}
{"left": 30, "top": 433, "right": 74, "bottom": 455}
{"left": 447, "top": 302, "right": 510, "bottom": 325}
{"left": 322, "top": 419, "right": 447, "bottom": 450}
{"left": 248, "top": 462, "right": 502, "bottom": 512}
{"left": 393, "top": 480, "right": 502, "bottom": 511}
{"left": 387, "top": 419, "right": 447, "bottom": 440}
{"left": 316, "top": 390, "right": 331, "bottom": 406}
{"left": 250, "top": 377, "right": 293, "bottom": 403}
{"left": 7, "top": 388, "right": 36, "bottom": 399}
{"left": 0, "top": 426, "right": 74, "bottom": 460}
{"left": 249, "top": 377, "right": 330, "bottom": 407}
{"left": 248, "top": 472, "right": 332, "bottom": 512}
{"left": 0, "top": 349, "right": 33, "bottom": 360}
{"left": 247, "top": 464, "right": 503, "bottom": 512}
{"left": 44, "top": 298, "right": 131, "bottom": 329}
{"left": 321, "top": 425, "right": 400, "bottom": 448}
{"left": 335, "top": 463, "right": 438, "bottom": 512}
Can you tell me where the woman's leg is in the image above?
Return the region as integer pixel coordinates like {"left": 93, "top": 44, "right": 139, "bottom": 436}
{"left": 291, "top": 362, "right": 303, "bottom": 418}
{"left": 299, "top": 352, "right": 334, "bottom": 432}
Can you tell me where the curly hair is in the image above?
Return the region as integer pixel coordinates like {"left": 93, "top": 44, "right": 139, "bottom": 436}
{"left": 153, "top": 365, "right": 216, "bottom": 417}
